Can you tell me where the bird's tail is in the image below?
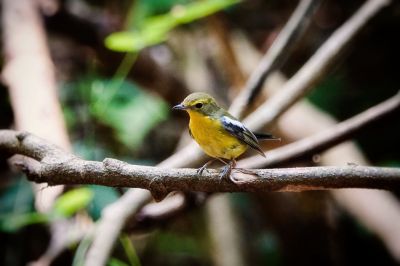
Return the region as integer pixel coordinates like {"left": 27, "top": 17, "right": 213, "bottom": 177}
{"left": 253, "top": 132, "right": 281, "bottom": 141}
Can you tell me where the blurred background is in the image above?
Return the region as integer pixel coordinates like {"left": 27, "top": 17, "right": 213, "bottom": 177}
{"left": 0, "top": 0, "right": 400, "bottom": 265}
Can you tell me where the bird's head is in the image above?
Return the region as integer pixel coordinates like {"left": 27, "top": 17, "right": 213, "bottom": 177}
{"left": 173, "top": 92, "right": 220, "bottom": 116}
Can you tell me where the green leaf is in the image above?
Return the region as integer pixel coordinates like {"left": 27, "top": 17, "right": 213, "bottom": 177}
{"left": 105, "top": 0, "right": 240, "bottom": 52}
{"left": 170, "top": 0, "right": 240, "bottom": 24}
{"left": 89, "top": 79, "right": 169, "bottom": 149}
{"left": 105, "top": 30, "right": 168, "bottom": 53}
{"left": 52, "top": 188, "right": 94, "bottom": 218}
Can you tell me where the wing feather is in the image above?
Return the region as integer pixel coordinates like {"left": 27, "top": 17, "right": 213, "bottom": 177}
{"left": 221, "top": 116, "right": 265, "bottom": 157}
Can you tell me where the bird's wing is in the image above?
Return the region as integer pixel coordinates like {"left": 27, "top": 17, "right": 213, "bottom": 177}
{"left": 253, "top": 132, "right": 280, "bottom": 140}
{"left": 220, "top": 115, "right": 265, "bottom": 157}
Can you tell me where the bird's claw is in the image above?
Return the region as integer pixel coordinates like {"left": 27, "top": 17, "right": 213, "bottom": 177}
{"left": 219, "top": 164, "right": 233, "bottom": 182}
{"left": 197, "top": 159, "right": 216, "bottom": 176}
{"left": 197, "top": 166, "right": 207, "bottom": 175}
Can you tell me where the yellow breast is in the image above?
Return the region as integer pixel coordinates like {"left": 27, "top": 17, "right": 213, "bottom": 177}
{"left": 187, "top": 111, "right": 247, "bottom": 160}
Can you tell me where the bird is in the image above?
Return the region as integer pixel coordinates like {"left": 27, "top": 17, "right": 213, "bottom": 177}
{"left": 173, "top": 92, "right": 279, "bottom": 182}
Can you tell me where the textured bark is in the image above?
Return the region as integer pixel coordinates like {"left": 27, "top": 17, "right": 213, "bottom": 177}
{"left": 1, "top": 130, "right": 399, "bottom": 194}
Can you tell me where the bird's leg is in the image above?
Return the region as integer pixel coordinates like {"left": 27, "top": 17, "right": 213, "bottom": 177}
{"left": 197, "top": 159, "right": 216, "bottom": 175}
{"left": 219, "top": 159, "right": 236, "bottom": 182}
{"left": 216, "top": 158, "right": 228, "bottom": 165}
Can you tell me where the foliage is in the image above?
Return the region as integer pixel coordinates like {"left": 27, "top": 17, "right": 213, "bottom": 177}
{"left": 1, "top": 0, "right": 400, "bottom": 265}
{"left": 63, "top": 76, "right": 169, "bottom": 152}
{"left": 0, "top": 187, "right": 93, "bottom": 232}
{"left": 105, "top": 0, "right": 240, "bottom": 52}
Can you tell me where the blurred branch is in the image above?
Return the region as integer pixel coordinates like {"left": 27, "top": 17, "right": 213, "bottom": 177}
{"left": 207, "top": 14, "right": 246, "bottom": 90}
{"left": 275, "top": 86, "right": 400, "bottom": 263}
{"left": 1, "top": 1, "right": 77, "bottom": 265}
{"left": 0, "top": 130, "right": 399, "bottom": 193}
{"left": 80, "top": 0, "right": 391, "bottom": 262}
{"left": 229, "top": 0, "right": 321, "bottom": 117}
{"left": 206, "top": 195, "right": 246, "bottom": 266}
{"left": 238, "top": 91, "right": 400, "bottom": 168}
{"left": 244, "top": 0, "right": 391, "bottom": 130}
{"left": 266, "top": 69, "right": 400, "bottom": 263}
{"left": 124, "top": 91, "right": 400, "bottom": 230}
{"left": 159, "top": 0, "right": 390, "bottom": 168}
{"left": 2, "top": 0, "right": 71, "bottom": 212}
{"left": 85, "top": 189, "right": 150, "bottom": 266}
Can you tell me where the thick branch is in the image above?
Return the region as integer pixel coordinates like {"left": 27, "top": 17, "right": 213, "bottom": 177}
{"left": 0, "top": 130, "right": 399, "bottom": 193}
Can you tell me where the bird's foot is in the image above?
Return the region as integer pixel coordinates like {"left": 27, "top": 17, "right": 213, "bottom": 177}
{"left": 197, "top": 159, "right": 216, "bottom": 175}
{"left": 218, "top": 160, "right": 238, "bottom": 183}
{"left": 197, "top": 165, "right": 207, "bottom": 175}
{"left": 219, "top": 164, "right": 232, "bottom": 182}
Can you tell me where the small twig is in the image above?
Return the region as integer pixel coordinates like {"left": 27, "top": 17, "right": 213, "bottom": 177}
{"left": 229, "top": 0, "right": 322, "bottom": 118}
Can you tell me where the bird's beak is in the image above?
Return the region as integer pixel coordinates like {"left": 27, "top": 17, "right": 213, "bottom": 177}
{"left": 172, "top": 104, "right": 187, "bottom": 110}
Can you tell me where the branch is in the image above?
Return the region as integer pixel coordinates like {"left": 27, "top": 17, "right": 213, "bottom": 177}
{"left": 126, "top": 92, "right": 400, "bottom": 230}
{"left": 244, "top": 0, "right": 391, "bottom": 130}
{"left": 85, "top": 189, "right": 149, "bottom": 266}
{"left": 81, "top": 0, "right": 391, "bottom": 263}
{"left": 160, "top": 0, "right": 391, "bottom": 168}
{"left": 274, "top": 84, "right": 400, "bottom": 263}
{"left": 238, "top": 91, "right": 400, "bottom": 168}
{"left": 229, "top": 0, "right": 321, "bottom": 117}
{"left": 0, "top": 130, "right": 399, "bottom": 193}
{"left": 2, "top": 0, "right": 71, "bottom": 212}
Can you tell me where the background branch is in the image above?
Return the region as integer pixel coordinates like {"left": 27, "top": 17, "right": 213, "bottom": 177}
{"left": 1, "top": 0, "right": 71, "bottom": 212}
{"left": 239, "top": 91, "right": 400, "bottom": 168}
{"left": 159, "top": 0, "right": 390, "bottom": 168}
{"left": 230, "top": 0, "right": 321, "bottom": 117}
{"left": 128, "top": 90, "right": 400, "bottom": 229}
{"left": 274, "top": 73, "right": 400, "bottom": 263}
{"left": 244, "top": 0, "right": 391, "bottom": 130}
{"left": 82, "top": 0, "right": 392, "bottom": 263}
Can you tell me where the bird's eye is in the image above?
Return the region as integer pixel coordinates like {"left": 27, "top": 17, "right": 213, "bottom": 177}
{"left": 195, "top": 103, "right": 203, "bottom": 109}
